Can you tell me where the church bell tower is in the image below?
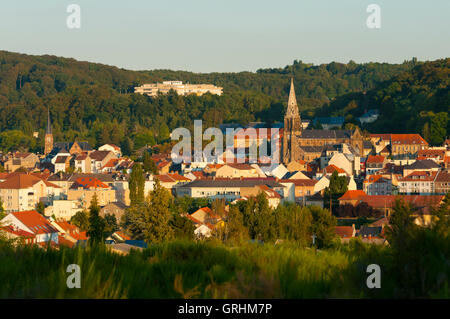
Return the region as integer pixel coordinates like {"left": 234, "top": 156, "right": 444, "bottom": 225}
{"left": 282, "top": 78, "right": 302, "bottom": 164}
{"left": 44, "top": 107, "right": 53, "bottom": 155}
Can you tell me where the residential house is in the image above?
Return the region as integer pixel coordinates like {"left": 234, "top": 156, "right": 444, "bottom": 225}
{"left": 4, "top": 152, "right": 39, "bottom": 172}
{"left": 364, "top": 175, "right": 392, "bottom": 195}
{"left": 390, "top": 134, "right": 429, "bottom": 159}
{"left": 403, "top": 160, "right": 441, "bottom": 177}
{"left": 335, "top": 225, "right": 356, "bottom": 243}
{"left": 99, "top": 144, "right": 122, "bottom": 157}
{"left": 89, "top": 150, "right": 115, "bottom": 174}
{"left": 366, "top": 155, "right": 386, "bottom": 175}
{"left": 67, "top": 176, "right": 116, "bottom": 208}
{"left": 0, "top": 173, "right": 61, "bottom": 212}
{"left": 44, "top": 200, "right": 81, "bottom": 221}
{"left": 434, "top": 170, "right": 450, "bottom": 194}
{"left": 176, "top": 178, "right": 285, "bottom": 201}
{"left": 215, "top": 163, "right": 265, "bottom": 178}
{"left": 398, "top": 171, "right": 437, "bottom": 195}
{"left": 0, "top": 210, "right": 59, "bottom": 244}
{"left": 100, "top": 202, "right": 128, "bottom": 221}
{"left": 54, "top": 155, "right": 72, "bottom": 173}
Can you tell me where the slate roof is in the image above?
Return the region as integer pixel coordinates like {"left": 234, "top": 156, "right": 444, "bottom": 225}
{"left": 300, "top": 129, "right": 353, "bottom": 139}
{"left": 404, "top": 160, "right": 441, "bottom": 170}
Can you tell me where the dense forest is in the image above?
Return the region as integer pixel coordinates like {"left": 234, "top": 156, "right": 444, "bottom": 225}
{"left": 0, "top": 50, "right": 447, "bottom": 154}
{"left": 317, "top": 58, "right": 450, "bottom": 145}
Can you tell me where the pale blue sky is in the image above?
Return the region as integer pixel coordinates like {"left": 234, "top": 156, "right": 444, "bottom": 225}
{"left": 0, "top": 0, "right": 449, "bottom": 72}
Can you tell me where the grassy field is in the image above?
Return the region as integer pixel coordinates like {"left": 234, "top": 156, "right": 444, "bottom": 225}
{"left": 0, "top": 239, "right": 409, "bottom": 299}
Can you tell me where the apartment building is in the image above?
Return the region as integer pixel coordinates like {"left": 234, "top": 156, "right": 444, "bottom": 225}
{"left": 134, "top": 81, "right": 223, "bottom": 96}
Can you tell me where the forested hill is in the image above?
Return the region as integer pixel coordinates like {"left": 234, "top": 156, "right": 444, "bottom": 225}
{"left": 0, "top": 50, "right": 442, "bottom": 153}
{"left": 316, "top": 58, "right": 450, "bottom": 145}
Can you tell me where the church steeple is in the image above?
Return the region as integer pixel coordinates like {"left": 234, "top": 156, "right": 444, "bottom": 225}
{"left": 282, "top": 78, "right": 302, "bottom": 164}
{"left": 44, "top": 107, "right": 53, "bottom": 155}
{"left": 46, "top": 107, "right": 52, "bottom": 135}
{"left": 286, "top": 77, "right": 300, "bottom": 118}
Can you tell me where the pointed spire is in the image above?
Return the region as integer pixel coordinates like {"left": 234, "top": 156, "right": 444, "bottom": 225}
{"left": 286, "top": 77, "right": 299, "bottom": 118}
{"left": 46, "top": 107, "right": 52, "bottom": 135}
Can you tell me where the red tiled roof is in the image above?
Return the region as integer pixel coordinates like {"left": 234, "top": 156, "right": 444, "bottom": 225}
{"left": 339, "top": 190, "right": 367, "bottom": 201}
{"left": 324, "top": 164, "right": 346, "bottom": 174}
{"left": 0, "top": 173, "right": 45, "bottom": 189}
{"left": 167, "top": 173, "right": 190, "bottom": 182}
{"left": 398, "top": 171, "right": 438, "bottom": 182}
{"left": 1, "top": 225, "right": 35, "bottom": 238}
{"left": 257, "top": 184, "right": 282, "bottom": 198}
{"left": 73, "top": 177, "right": 108, "bottom": 189}
{"left": 417, "top": 149, "right": 445, "bottom": 159}
{"left": 366, "top": 155, "right": 385, "bottom": 164}
{"left": 364, "top": 175, "right": 389, "bottom": 184}
{"left": 103, "top": 158, "right": 120, "bottom": 168}
{"left": 10, "top": 210, "right": 58, "bottom": 235}
{"left": 391, "top": 134, "right": 428, "bottom": 145}
{"left": 335, "top": 226, "right": 354, "bottom": 238}
{"left": 58, "top": 235, "right": 75, "bottom": 248}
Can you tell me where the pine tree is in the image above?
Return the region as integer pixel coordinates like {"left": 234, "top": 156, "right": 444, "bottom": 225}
{"left": 129, "top": 163, "right": 145, "bottom": 206}
{"left": 87, "top": 194, "right": 106, "bottom": 245}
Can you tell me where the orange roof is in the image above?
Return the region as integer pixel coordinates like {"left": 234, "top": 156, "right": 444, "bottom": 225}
{"left": 10, "top": 210, "right": 58, "bottom": 235}
{"left": 73, "top": 177, "right": 108, "bottom": 189}
{"left": 366, "top": 155, "right": 385, "bottom": 164}
{"left": 339, "top": 190, "right": 367, "bottom": 201}
{"left": 58, "top": 235, "right": 75, "bottom": 248}
{"left": 257, "top": 185, "right": 282, "bottom": 198}
{"left": 335, "top": 226, "right": 354, "bottom": 238}
{"left": 417, "top": 149, "right": 445, "bottom": 158}
{"left": 391, "top": 134, "right": 428, "bottom": 145}
{"left": 206, "top": 164, "right": 224, "bottom": 169}
{"left": 1, "top": 225, "right": 35, "bottom": 238}
{"left": 103, "top": 158, "right": 120, "bottom": 168}
{"left": 0, "top": 173, "right": 46, "bottom": 189}
{"left": 167, "top": 173, "right": 190, "bottom": 182}
{"left": 364, "top": 175, "right": 389, "bottom": 184}
{"left": 398, "top": 171, "right": 438, "bottom": 182}
{"left": 324, "top": 164, "right": 346, "bottom": 174}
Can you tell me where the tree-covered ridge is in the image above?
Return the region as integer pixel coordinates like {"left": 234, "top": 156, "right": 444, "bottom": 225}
{"left": 317, "top": 58, "right": 450, "bottom": 145}
{"left": 0, "top": 50, "right": 444, "bottom": 152}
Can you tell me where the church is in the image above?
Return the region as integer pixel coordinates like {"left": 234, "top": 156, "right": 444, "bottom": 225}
{"left": 282, "top": 78, "right": 364, "bottom": 164}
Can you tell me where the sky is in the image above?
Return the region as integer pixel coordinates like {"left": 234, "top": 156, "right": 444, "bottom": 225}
{"left": 0, "top": 0, "right": 449, "bottom": 73}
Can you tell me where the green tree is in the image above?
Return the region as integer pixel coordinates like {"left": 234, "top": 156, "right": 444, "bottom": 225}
{"left": 0, "top": 198, "right": 5, "bottom": 220}
{"left": 241, "top": 192, "right": 275, "bottom": 242}
{"left": 87, "top": 195, "right": 106, "bottom": 245}
{"left": 127, "top": 179, "right": 174, "bottom": 243}
{"left": 129, "top": 163, "right": 145, "bottom": 206}
{"left": 104, "top": 213, "right": 119, "bottom": 236}
{"left": 142, "top": 152, "right": 158, "bottom": 174}
{"left": 170, "top": 213, "right": 195, "bottom": 240}
{"left": 310, "top": 206, "right": 337, "bottom": 248}
{"left": 70, "top": 210, "right": 89, "bottom": 231}
{"left": 36, "top": 201, "right": 45, "bottom": 215}
{"left": 429, "top": 112, "right": 448, "bottom": 145}
{"left": 224, "top": 205, "right": 249, "bottom": 245}
{"left": 324, "top": 171, "right": 348, "bottom": 214}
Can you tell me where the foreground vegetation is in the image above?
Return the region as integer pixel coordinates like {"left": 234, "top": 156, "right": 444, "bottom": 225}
{"left": 0, "top": 235, "right": 447, "bottom": 299}
{"left": 1, "top": 194, "right": 449, "bottom": 299}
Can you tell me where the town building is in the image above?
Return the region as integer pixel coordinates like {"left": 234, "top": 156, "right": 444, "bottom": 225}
{"left": 134, "top": 81, "right": 223, "bottom": 96}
